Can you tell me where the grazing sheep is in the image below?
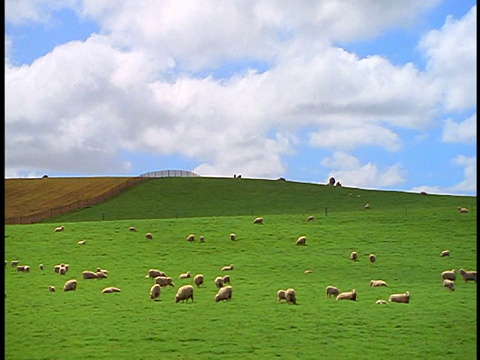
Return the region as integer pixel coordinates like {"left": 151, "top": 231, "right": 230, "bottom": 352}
{"left": 145, "top": 269, "right": 166, "bottom": 278}
{"left": 179, "top": 271, "right": 191, "bottom": 279}
{"left": 439, "top": 250, "right": 450, "bottom": 257}
{"left": 96, "top": 271, "right": 107, "bottom": 279}
{"left": 285, "top": 288, "right": 297, "bottom": 304}
{"left": 194, "top": 274, "right": 204, "bottom": 288}
{"left": 350, "top": 252, "right": 358, "bottom": 261}
{"left": 49, "top": 285, "right": 56, "bottom": 292}
{"left": 96, "top": 267, "right": 108, "bottom": 275}
{"left": 459, "top": 269, "right": 477, "bottom": 283}
{"left": 369, "top": 254, "right": 376, "bottom": 263}
{"left": 175, "top": 285, "right": 194, "bottom": 303}
{"left": 102, "top": 287, "right": 121, "bottom": 293}
{"left": 296, "top": 236, "right": 306, "bottom": 245}
{"left": 441, "top": 269, "right": 456, "bottom": 281}
{"left": 54, "top": 265, "right": 61, "bottom": 273}
{"left": 369, "top": 280, "right": 387, "bottom": 287}
{"left": 54, "top": 226, "right": 65, "bottom": 232}
{"left": 145, "top": 233, "right": 153, "bottom": 240}
{"left": 129, "top": 227, "right": 137, "bottom": 232}
{"left": 63, "top": 279, "right": 77, "bottom": 292}
{"left": 306, "top": 215, "right": 314, "bottom": 222}
{"left": 443, "top": 279, "right": 455, "bottom": 291}
{"left": 63, "top": 264, "right": 69, "bottom": 272}
{"left": 77, "top": 240, "right": 86, "bottom": 245}
{"left": 325, "top": 286, "right": 340, "bottom": 299}
{"left": 187, "top": 234, "right": 195, "bottom": 242}
{"left": 214, "top": 276, "right": 224, "bottom": 289}
{"left": 221, "top": 264, "right": 234, "bottom": 271}
{"left": 82, "top": 271, "right": 98, "bottom": 279}
{"left": 155, "top": 276, "right": 175, "bottom": 287}
{"left": 336, "top": 289, "right": 357, "bottom": 301}
{"left": 16, "top": 265, "right": 25, "bottom": 272}
{"left": 215, "top": 285, "right": 233, "bottom": 302}
{"left": 24, "top": 265, "right": 30, "bottom": 272}
{"left": 11, "top": 260, "right": 19, "bottom": 267}
{"left": 59, "top": 267, "right": 67, "bottom": 275}
{"left": 388, "top": 291, "right": 410, "bottom": 304}
{"left": 376, "top": 300, "right": 387, "bottom": 304}
{"left": 304, "top": 269, "right": 313, "bottom": 274}
{"left": 364, "top": 203, "right": 371, "bottom": 209}
{"left": 199, "top": 236, "right": 205, "bottom": 243}
{"left": 458, "top": 207, "right": 468, "bottom": 213}
{"left": 230, "top": 233, "right": 236, "bottom": 241}
{"left": 277, "top": 290, "right": 287, "bottom": 303}
{"left": 222, "top": 275, "right": 231, "bottom": 284}
{"left": 39, "top": 264, "right": 44, "bottom": 270}
{"left": 253, "top": 217, "right": 264, "bottom": 224}
{"left": 150, "top": 284, "right": 161, "bottom": 300}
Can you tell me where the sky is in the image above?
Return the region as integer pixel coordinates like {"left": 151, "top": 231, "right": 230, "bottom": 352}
{"left": 5, "top": 0, "right": 477, "bottom": 196}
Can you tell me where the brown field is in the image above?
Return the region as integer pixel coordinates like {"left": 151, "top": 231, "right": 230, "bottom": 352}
{"left": 5, "top": 177, "right": 136, "bottom": 220}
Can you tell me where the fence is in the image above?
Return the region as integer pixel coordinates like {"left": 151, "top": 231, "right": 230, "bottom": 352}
{"left": 139, "top": 170, "right": 200, "bottom": 178}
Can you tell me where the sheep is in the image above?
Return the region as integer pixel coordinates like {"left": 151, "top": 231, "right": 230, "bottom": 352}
{"left": 199, "top": 236, "right": 205, "bottom": 243}
{"left": 388, "top": 291, "right": 410, "bottom": 304}
{"left": 304, "top": 270, "right": 313, "bottom": 274}
{"left": 194, "top": 274, "right": 204, "bottom": 288}
{"left": 49, "top": 285, "right": 56, "bottom": 292}
{"left": 369, "top": 254, "right": 376, "bottom": 263}
{"left": 443, "top": 279, "right": 455, "bottom": 291}
{"left": 458, "top": 207, "right": 468, "bottom": 213}
{"left": 24, "top": 265, "right": 30, "bottom": 272}
{"left": 277, "top": 290, "right": 287, "bottom": 303}
{"left": 54, "top": 226, "right": 65, "bottom": 232}
{"left": 296, "top": 236, "right": 306, "bottom": 245}
{"left": 459, "top": 269, "right": 477, "bottom": 283}
{"left": 16, "top": 265, "right": 25, "bottom": 272}
{"left": 77, "top": 240, "right": 86, "bottom": 245}
{"left": 439, "top": 250, "right": 450, "bottom": 257}
{"left": 129, "top": 226, "right": 137, "bottom": 232}
{"left": 102, "top": 287, "right": 121, "bottom": 293}
{"left": 82, "top": 271, "right": 98, "bottom": 279}
{"left": 215, "top": 285, "right": 233, "bottom": 302}
{"left": 150, "top": 284, "right": 161, "bottom": 300}
{"left": 175, "top": 285, "right": 194, "bottom": 303}
{"left": 59, "top": 267, "right": 67, "bottom": 275}
{"left": 63, "top": 264, "right": 69, "bottom": 272}
{"left": 145, "top": 269, "right": 166, "bottom": 278}
{"left": 369, "top": 280, "right": 387, "bottom": 287}
{"left": 96, "top": 267, "right": 108, "bottom": 275}
{"left": 155, "top": 276, "right": 175, "bottom": 287}
{"left": 285, "top": 288, "right": 297, "bottom": 304}
{"left": 214, "top": 276, "right": 224, "bottom": 289}
{"left": 336, "top": 289, "right": 357, "bottom": 301}
{"left": 63, "top": 279, "right": 77, "bottom": 292}
{"left": 187, "top": 234, "right": 195, "bottom": 242}
{"left": 96, "top": 271, "right": 107, "bottom": 279}
{"left": 222, "top": 275, "right": 231, "bottom": 284}
{"left": 350, "top": 252, "right": 358, "bottom": 261}
{"left": 375, "top": 300, "right": 387, "bottom": 304}
{"left": 441, "top": 269, "right": 456, "bottom": 281}
{"left": 253, "top": 217, "right": 264, "bottom": 224}
{"left": 325, "top": 286, "right": 340, "bottom": 299}
{"left": 364, "top": 203, "right": 371, "bottom": 209}
{"left": 179, "top": 271, "right": 191, "bottom": 279}
{"left": 221, "top": 264, "right": 234, "bottom": 271}
{"left": 145, "top": 233, "right": 153, "bottom": 240}
{"left": 39, "top": 264, "right": 44, "bottom": 270}
{"left": 54, "top": 265, "right": 61, "bottom": 273}
{"left": 230, "top": 233, "right": 236, "bottom": 241}
{"left": 11, "top": 260, "right": 19, "bottom": 267}
{"left": 306, "top": 215, "right": 314, "bottom": 222}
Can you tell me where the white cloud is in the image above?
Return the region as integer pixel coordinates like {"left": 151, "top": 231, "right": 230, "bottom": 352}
{"left": 442, "top": 113, "right": 477, "bottom": 143}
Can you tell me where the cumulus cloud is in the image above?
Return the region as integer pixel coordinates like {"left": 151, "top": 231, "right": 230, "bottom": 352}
{"left": 442, "top": 113, "right": 476, "bottom": 143}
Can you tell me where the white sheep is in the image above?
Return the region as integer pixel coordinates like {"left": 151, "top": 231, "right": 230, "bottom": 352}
{"left": 375, "top": 300, "right": 387, "bottom": 304}
{"left": 194, "top": 274, "right": 204, "bottom": 288}
{"left": 102, "top": 287, "right": 121, "bottom": 293}
{"left": 39, "top": 264, "right": 44, "bottom": 270}
{"left": 199, "top": 236, "right": 205, "bottom": 243}
{"left": 155, "top": 276, "right": 175, "bottom": 287}
{"left": 458, "top": 207, "right": 468, "bottom": 213}
{"left": 96, "top": 267, "right": 108, "bottom": 275}
{"left": 16, "top": 265, "right": 25, "bottom": 272}
{"left": 459, "top": 269, "right": 477, "bottom": 283}
{"left": 230, "top": 233, "right": 236, "bottom": 241}
{"left": 54, "top": 265, "right": 61, "bottom": 273}
{"left": 11, "top": 260, "right": 19, "bottom": 267}
{"left": 175, "top": 285, "right": 194, "bottom": 303}
{"left": 145, "top": 269, "right": 166, "bottom": 278}
{"left": 306, "top": 215, "right": 314, "bottom": 222}
{"left": 214, "top": 276, "right": 224, "bottom": 289}
{"left": 369, "top": 254, "right": 376, "bottom": 263}
{"left": 285, "top": 288, "right": 297, "bottom": 304}
{"left": 96, "top": 271, "right": 107, "bottom": 279}
{"left": 388, "top": 291, "right": 410, "bottom": 304}
{"left": 364, "top": 203, "right": 371, "bottom": 209}
{"left": 369, "top": 280, "right": 387, "bottom": 287}
{"left": 441, "top": 269, "right": 456, "bottom": 281}
{"left": 350, "top": 252, "right": 358, "bottom": 261}
{"left": 304, "top": 270, "right": 313, "bottom": 274}
{"left": 221, "top": 264, "right": 234, "bottom": 271}
{"left": 215, "top": 285, "right": 233, "bottom": 302}
{"left": 54, "top": 226, "right": 65, "bottom": 232}
{"left": 253, "top": 217, "right": 264, "bottom": 224}
{"left": 336, "top": 289, "right": 357, "bottom": 301}
{"left": 82, "top": 271, "right": 98, "bottom": 279}
{"left": 59, "top": 267, "right": 67, "bottom": 275}
{"left": 222, "top": 275, "right": 231, "bottom": 284}
{"left": 325, "top": 286, "right": 340, "bottom": 299}
{"left": 150, "top": 284, "right": 161, "bottom": 300}
{"left": 77, "top": 240, "right": 86, "bottom": 245}
{"left": 179, "top": 271, "right": 191, "bottom": 279}
{"left": 277, "top": 289, "right": 287, "bottom": 303}
{"left": 48, "top": 285, "right": 56, "bottom": 292}
{"left": 129, "top": 227, "right": 137, "bottom": 232}
{"left": 63, "top": 279, "right": 77, "bottom": 292}
{"left": 145, "top": 233, "right": 154, "bottom": 240}
{"left": 296, "top": 236, "right": 306, "bottom": 245}
{"left": 187, "top": 234, "right": 195, "bottom": 242}
{"left": 439, "top": 250, "right": 450, "bottom": 257}
{"left": 443, "top": 279, "right": 455, "bottom": 291}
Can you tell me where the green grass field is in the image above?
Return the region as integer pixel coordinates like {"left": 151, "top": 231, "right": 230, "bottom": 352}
{"left": 4, "top": 177, "right": 477, "bottom": 359}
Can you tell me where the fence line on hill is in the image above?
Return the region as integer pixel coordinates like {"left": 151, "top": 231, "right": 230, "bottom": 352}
{"left": 139, "top": 170, "right": 200, "bottom": 178}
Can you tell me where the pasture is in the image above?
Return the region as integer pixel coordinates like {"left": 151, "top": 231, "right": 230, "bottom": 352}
{"left": 4, "top": 177, "right": 477, "bottom": 359}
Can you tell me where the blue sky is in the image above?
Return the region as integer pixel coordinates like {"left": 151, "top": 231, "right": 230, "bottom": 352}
{"left": 5, "top": 1, "right": 476, "bottom": 196}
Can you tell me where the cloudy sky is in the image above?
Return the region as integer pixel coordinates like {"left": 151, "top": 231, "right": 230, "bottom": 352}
{"left": 5, "top": 1, "right": 477, "bottom": 196}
